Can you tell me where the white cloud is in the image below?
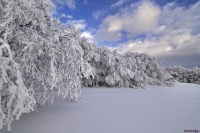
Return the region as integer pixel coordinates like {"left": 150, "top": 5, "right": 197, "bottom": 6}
{"left": 97, "top": 15, "right": 123, "bottom": 41}
{"left": 92, "top": 11, "right": 101, "bottom": 20}
{"left": 110, "top": 0, "right": 129, "bottom": 8}
{"left": 66, "top": 15, "right": 73, "bottom": 19}
{"left": 66, "top": 19, "right": 87, "bottom": 30}
{"left": 84, "top": 0, "right": 88, "bottom": 5}
{"left": 65, "top": 0, "right": 76, "bottom": 10}
{"left": 92, "top": 9, "right": 106, "bottom": 20}
{"left": 116, "top": 1, "right": 200, "bottom": 66}
{"left": 81, "top": 31, "right": 94, "bottom": 42}
{"left": 96, "top": 1, "right": 161, "bottom": 42}
{"left": 81, "top": 31, "right": 93, "bottom": 39}
{"left": 81, "top": 28, "right": 96, "bottom": 42}
{"left": 53, "top": 0, "right": 76, "bottom": 10}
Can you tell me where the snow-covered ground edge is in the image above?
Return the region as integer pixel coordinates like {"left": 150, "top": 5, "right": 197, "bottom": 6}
{"left": 1, "top": 82, "right": 200, "bottom": 133}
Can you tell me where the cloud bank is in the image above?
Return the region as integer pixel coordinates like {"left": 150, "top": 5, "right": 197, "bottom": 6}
{"left": 96, "top": 0, "right": 200, "bottom": 67}
{"left": 97, "top": 1, "right": 161, "bottom": 41}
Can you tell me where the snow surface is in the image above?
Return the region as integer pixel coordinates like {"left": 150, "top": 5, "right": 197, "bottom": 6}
{"left": 1, "top": 82, "right": 200, "bottom": 133}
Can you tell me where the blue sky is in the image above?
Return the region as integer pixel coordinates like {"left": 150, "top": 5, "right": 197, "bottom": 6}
{"left": 51, "top": 0, "right": 200, "bottom": 67}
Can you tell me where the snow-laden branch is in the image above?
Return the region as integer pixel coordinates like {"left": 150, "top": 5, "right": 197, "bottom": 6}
{"left": 0, "top": 0, "right": 93, "bottom": 130}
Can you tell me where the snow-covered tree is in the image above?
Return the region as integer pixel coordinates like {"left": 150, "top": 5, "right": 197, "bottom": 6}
{"left": 0, "top": 38, "right": 36, "bottom": 131}
{"left": 166, "top": 66, "right": 200, "bottom": 84}
{"left": 105, "top": 52, "right": 174, "bottom": 88}
{"left": 0, "top": 0, "right": 92, "bottom": 130}
{"left": 79, "top": 38, "right": 175, "bottom": 88}
{"left": 0, "top": 0, "right": 37, "bottom": 130}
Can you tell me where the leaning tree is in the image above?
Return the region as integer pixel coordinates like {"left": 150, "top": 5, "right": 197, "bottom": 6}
{"left": 0, "top": 0, "right": 92, "bottom": 130}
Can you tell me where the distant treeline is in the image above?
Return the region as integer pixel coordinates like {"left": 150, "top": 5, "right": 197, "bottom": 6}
{"left": 166, "top": 66, "right": 200, "bottom": 85}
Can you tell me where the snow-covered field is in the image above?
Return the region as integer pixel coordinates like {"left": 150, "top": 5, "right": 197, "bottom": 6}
{"left": 1, "top": 82, "right": 200, "bottom": 133}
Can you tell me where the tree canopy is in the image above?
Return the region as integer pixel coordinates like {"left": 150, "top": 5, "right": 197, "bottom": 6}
{"left": 0, "top": 0, "right": 92, "bottom": 130}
